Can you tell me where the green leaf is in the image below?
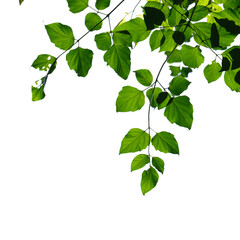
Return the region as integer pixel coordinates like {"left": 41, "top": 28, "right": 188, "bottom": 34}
{"left": 19, "top": 0, "right": 24, "bottom": 5}
{"left": 94, "top": 32, "right": 111, "bottom": 50}
{"left": 113, "top": 31, "right": 132, "bottom": 47}
{"left": 95, "top": 0, "right": 110, "bottom": 10}
{"left": 160, "top": 30, "right": 176, "bottom": 52}
{"left": 221, "top": 47, "right": 240, "bottom": 70}
{"left": 114, "top": 18, "right": 150, "bottom": 43}
{"left": 152, "top": 157, "right": 164, "bottom": 174}
{"left": 32, "top": 78, "right": 46, "bottom": 101}
{"left": 131, "top": 154, "right": 150, "bottom": 172}
{"left": 149, "top": 30, "right": 163, "bottom": 51}
{"left": 152, "top": 131, "right": 179, "bottom": 154}
{"left": 204, "top": 60, "right": 222, "bottom": 83}
{"left": 169, "top": 66, "right": 181, "bottom": 76}
{"left": 45, "top": 23, "right": 74, "bottom": 50}
{"left": 172, "top": 31, "right": 185, "bottom": 45}
{"left": 85, "top": 12, "right": 102, "bottom": 31}
{"left": 164, "top": 96, "right": 193, "bottom": 129}
{"left": 134, "top": 69, "right": 153, "bottom": 86}
{"left": 67, "top": 0, "right": 88, "bottom": 13}
{"left": 146, "top": 87, "right": 162, "bottom": 108}
{"left": 66, "top": 47, "right": 93, "bottom": 77}
{"left": 188, "top": 5, "right": 209, "bottom": 21}
{"left": 168, "top": 5, "right": 184, "bottom": 27}
{"left": 119, "top": 128, "right": 151, "bottom": 154}
{"left": 31, "top": 54, "right": 56, "bottom": 72}
{"left": 156, "top": 92, "right": 169, "bottom": 105}
{"left": 104, "top": 44, "right": 131, "bottom": 80}
{"left": 210, "top": 23, "right": 220, "bottom": 48}
{"left": 116, "top": 86, "right": 145, "bottom": 112}
{"left": 224, "top": 69, "right": 240, "bottom": 92}
{"left": 180, "top": 45, "right": 204, "bottom": 68}
{"left": 143, "top": 7, "right": 165, "bottom": 30}
{"left": 169, "top": 76, "right": 191, "bottom": 95}
{"left": 235, "top": 70, "right": 240, "bottom": 85}
{"left": 181, "top": 67, "right": 192, "bottom": 77}
{"left": 141, "top": 167, "right": 159, "bottom": 195}
{"left": 215, "top": 18, "right": 240, "bottom": 35}
{"left": 166, "top": 49, "right": 182, "bottom": 63}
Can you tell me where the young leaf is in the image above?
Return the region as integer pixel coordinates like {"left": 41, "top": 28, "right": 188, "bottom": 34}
{"left": 31, "top": 54, "right": 56, "bottom": 72}
{"left": 180, "top": 45, "right": 204, "bottom": 69}
{"left": 32, "top": 84, "right": 45, "bottom": 101}
{"left": 152, "top": 157, "right": 164, "bottom": 174}
{"left": 141, "top": 167, "right": 159, "bottom": 195}
{"left": 164, "top": 96, "right": 193, "bottom": 130}
{"left": 131, "top": 154, "right": 150, "bottom": 172}
{"left": 116, "top": 86, "right": 145, "bottom": 112}
{"left": 95, "top": 0, "right": 110, "bottom": 10}
{"left": 160, "top": 30, "right": 176, "bottom": 52}
{"left": 119, "top": 128, "right": 151, "bottom": 154}
{"left": 152, "top": 131, "right": 179, "bottom": 154}
{"left": 134, "top": 69, "right": 153, "bottom": 86}
{"left": 94, "top": 32, "right": 111, "bottom": 50}
{"left": 149, "top": 30, "right": 163, "bottom": 51}
{"left": 45, "top": 23, "right": 74, "bottom": 50}
{"left": 169, "top": 66, "right": 181, "bottom": 76}
{"left": 85, "top": 13, "right": 102, "bottom": 31}
{"left": 66, "top": 47, "right": 93, "bottom": 77}
{"left": 67, "top": 0, "right": 88, "bottom": 13}
{"left": 104, "top": 44, "right": 131, "bottom": 80}
{"left": 204, "top": 60, "right": 222, "bottom": 83}
{"left": 143, "top": 7, "right": 165, "bottom": 30}
{"left": 169, "top": 76, "right": 191, "bottom": 95}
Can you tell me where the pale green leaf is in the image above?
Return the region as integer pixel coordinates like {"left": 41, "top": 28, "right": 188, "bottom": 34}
{"left": 204, "top": 60, "right": 222, "bottom": 83}
{"left": 149, "top": 30, "right": 163, "bottom": 51}
{"left": 131, "top": 154, "right": 150, "bottom": 172}
{"left": 31, "top": 54, "right": 56, "bottom": 72}
{"left": 67, "top": 0, "right": 88, "bottom": 13}
{"left": 134, "top": 69, "right": 153, "bottom": 86}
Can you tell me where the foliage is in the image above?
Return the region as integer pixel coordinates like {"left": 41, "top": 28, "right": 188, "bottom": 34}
{"left": 22, "top": 0, "right": 240, "bottom": 195}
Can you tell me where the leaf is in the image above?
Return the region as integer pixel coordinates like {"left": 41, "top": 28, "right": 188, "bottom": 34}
{"left": 152, "top": 157, "right": 164, "bottom": 174}
{"left": 169, "top": 76, "right": 191, "bottom": 95}
{"left": 66, "top": 47, "right": 93, "bottom": 77}
{"left": 149, "top": 30, "right": 163, "bottom": 51}
{"left": 19, "top": 0, "right": 24, "bottom": 5}
{"left": 210, "top": 23, "right": 220, "bottom": 48}
{"left": 113, "top": 31, "right": 132, "bottom": 47}
{"left": 160, "top": 30, "right": 176, "bottom": 52}
{"left": 141, "top": 167, "right": 159, "bottom": 195}
{"left": 204, "top": 60, "right": 222, "bottom": 83}
{"left": 134, "top": 69, "right": 153, "bottom": 86}
{"left": 45, "top": 23, "right": 74, "bottom": 50}
{"left": 172, "top": 31, "right": 185, "bottom": 45}
{"left": 131, "top": 154, "right": 150, "bottom": 172}
{"left": 31, "top": 54, "right": 56, "bottom": 72}
{"left": 164, "top": 96, "right": 193, "bottom": 129}
{"left": 215, "top": 18, "right": 240, "bottom": 35}
{"left": 143, "top": 7, "right": 165, "bottom": 30}
{"left": 95, "top": 0, "right": 110, "bottom": 10}
{"left": 180, "top": 67, "right": 192, "bottom": 77}
{"left": 85, "top": 12, "right": 102, "bottom": 31}
{"left": 168, "top": 5, "right": 184, "bottom": 27}
{"left": 119, "top": 128, "right": 151, "bottom": 154}
{"left": 152, "top": 131, "right": 179, "bottom": 154}
{"left": 222, "top": 47, "right": 240, "bottom": 70}
{"left": 116, "top": 86, "right": 145, "bottom": 112}
{"left": 166, "top": 49, "right": 182, "bottom": 63}
{"left": 180, "top": 45, "right": 204, "bottom": 69}
{"left": 169, "top": 66, "right": 181, "bottom": 76}
{"left": 146, "top": 88, "right": 161, "bottom": 108}
{"left": 104, "top": 44, "right": 131, "bottom": 80}
{"left": 114, "top": 18, "right": 150, "bottom": 43}
{"left": 224, "top": 69, "right": 240, "bottom": 92}
{"left": 32, "top": 78, "right": 46, "bottom": 101}
{"left": 235, "top": 70, "right": 240, "bottom": 85}
{"left": 67, "top": 0, "right": 88, "bottom": 13}
{"left": 156, "top": 92, "right": 169, "bottom": 105}
{"left": 94, "top": 32, "right": 111, "bottom": 50}
{"left": 188, "top": 5, "right": 209, "bottom": 21}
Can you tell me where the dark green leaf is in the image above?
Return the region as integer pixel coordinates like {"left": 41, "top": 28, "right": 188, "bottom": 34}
{"left": 45, "top": 23, "right": 74, "bottom": 50}
{"left": 113, "top": 31, "right": 132, "bottom": 47}
{"left": 94, "top": 32, "right": 111, "bottom": 50}
{"left": 146, "top": 88, "right": 162, "bottom": 108}
{"left": 160, "top": 30, "right": 176, "bottom": 52}
{"left": 220, "top": 57, "right": 230, "bottom": 71}
{"left": 143, "top": 7, "right": 165, "bottom": 30}
{"left": 188, "top": 5, "right": 209, "bottom": 21}
{"left": 104, "top": 44, "right": 131, "bottom": 79}
{"left": 172, "top": 31, "right": 185, "bottom": 45}
{"left": 131, "top": 154, "right": 150, "bottom": 172}
{"left": 66, "top": 47, "right": 93, "bottom": 77}
{"left": 152, "top": 131, "right": 179, "bottom": 154}
{"left": 222, "top": 47, "right": 240, "bottom": 70}
{"left": 235, "top": 70, "right": 240, "bottom": 85}
{"left": 152, "top": 157, "right": 164, "bottom": 174}
{"left": 204, "top": 60, "right": 222, "bottom": 83}
{"left": 210, "top": 23, "right": 219, "bottom": 48}
{"left": 31, "top": 54, "right": 56, "bottom": 72}
{"left": 215, "top": 18, "right": 240, "bottom": 35}
{"left": 169, "top": 76, "right": 191, "bottom": 95}
{"left": 67, "top": 0, "right": 88, "bottom": 13}
{"left": 141, "top": 167, "right": 159, "bottom": 195}
{"left": 114, "top": 18, "right": 150, "bottom": 43}
{"left": 156, "top": 92, "right": 169, "bottom": 105}
{"left": 95, "top": 0, "right": 110, "bottom": 10}
{"left": 19, "top": 0, "right": 24, "bottom": 5}
{"left": 169, "top": 66, "right": 181, "bottom": 76}
{"left": 85, "top": 13, "right": 102, "bottom": 31}
{"left": 180, "top": 67, "right": 192, "bottom": 77}
{"left": 116, "top": 86, "right": 145, "bottom": 112}
{"left": 119, "top": 128, "right": 151, "bottom": 154}
{"left": 168, "top": 5, "right": 185, "bottom": 27}
{"left": 164, "top": 96, "right": 193, "bottom": 129}
{"left": 149, "top": 30, "right": 163, "bottom": 51}
{"left": 134, "top": 69, "right": 153, "bottom": 86}
{"left": 180, "top": 45, "right": 204, "bottom": 68}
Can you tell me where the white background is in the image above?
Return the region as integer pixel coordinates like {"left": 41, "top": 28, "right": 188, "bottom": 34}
{"left": 1, "top": 1, "right": 240, "bottom": 239}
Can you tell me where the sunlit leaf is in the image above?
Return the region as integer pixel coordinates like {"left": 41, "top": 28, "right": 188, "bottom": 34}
{"left": 131, "top": 154, "right": 150, "bottom": 172}
{"left": 94, "top": 32, "right": 111, "bottom": 50}
{"left": 85, "top": 12, "right": 102, "bottom": 31}
{"left": 113, "top": 31, "right": 132, "bottom": 47}
{"left": 169, "top": 76, "right": 191, "bottom": 95}
{"left": 95, "top": 0, "right": 110, "bottom": 10}
{"left": 67, "top": 0, "right": 88, "bottom": 13}
{"left": 152, "top": 157, "right": 164, "bottom": 174}
{"left": 188, "top": 5, "right": 209, "bottom": 21}
{"left": 204, "top": 60, "right": 222, "bottom": 83}
{"left": 149, "top": 30, "right": 163, "bottom": 51}
{"left": 31, "top": 54, "right": 56, "bottom": 72}
{"left": 134, "top": 69, "right": 153, "bottom": 86}
{"left": 141, "top": 167, "right": 159, "bottom": 195}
